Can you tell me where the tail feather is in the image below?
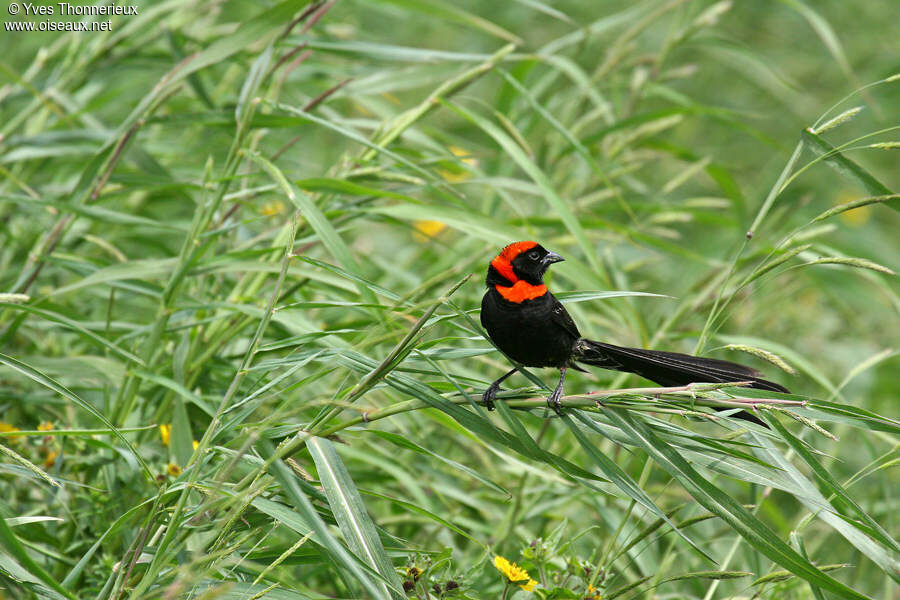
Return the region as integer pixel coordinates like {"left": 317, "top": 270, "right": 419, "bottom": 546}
{"left": 574, "top": 339, "right": 789, "bottom": 392}
{"left": 573, "top": 339, "right": 789, "bottom": 425}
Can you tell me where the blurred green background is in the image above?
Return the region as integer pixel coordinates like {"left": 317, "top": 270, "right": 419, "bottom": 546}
{"left": 1, "top": 1, "right": 897, "bottom": 598}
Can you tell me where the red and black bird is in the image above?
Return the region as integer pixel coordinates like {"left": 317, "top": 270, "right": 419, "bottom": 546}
{"left": 480, "top": 241, "right": 789, "bottom": 416}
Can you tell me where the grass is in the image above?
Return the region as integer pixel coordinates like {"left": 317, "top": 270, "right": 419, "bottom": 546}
{"left": 1, "top": 1, "right": 898, "bottom": 599}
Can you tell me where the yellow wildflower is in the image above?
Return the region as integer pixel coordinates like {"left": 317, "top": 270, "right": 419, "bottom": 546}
{"left": 261, "top": 201, "right": 285, "bottom": 216}
{"left": 585, "top": 583, "right": 602, "bottom": 599}
{"left": 438, "top": 145, "right": 478, "bottom": 183}
{"left": 38, "top": 421, "right": 54, "bottom": 431}
{"left": 413, "top": 220, "right": 447, "bottom": 240}
{"left": 166, "top": 463, "right": 182, "bottom": 477}
{"left": 835, "top": 190, "right": 871, "bottom": 226}
{"left": 193, "top": 439, "right": 200, "bottom": 451}
{"left": 449, "top": 145, "right": 476, "bottom": 163}
{"left": 159, "top": 424, "right": 171, "bottom": 446}
{"left": 0, "top": 422, "right": 22, "bottom": 444}
{"left": 493, "top": 555, "right": 537, "bottom": 591}
{"left": 44, "top": 451, "right": 59, "bottom": 468}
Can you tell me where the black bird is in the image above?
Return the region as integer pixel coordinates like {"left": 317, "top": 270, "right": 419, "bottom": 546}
{"left": 479, "top": 241, "right": 789, "bottom": 420}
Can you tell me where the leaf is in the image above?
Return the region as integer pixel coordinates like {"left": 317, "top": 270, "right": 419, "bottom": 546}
{"left": 753, "top": 563, "right": 847, "bottom": 586}
{"left": 802, "top": 130, "right": 897, "bottom": 210}
{"left": 493, "top": 400, "right": 611, "bottom": 493}
{"left": 441, "top": 98, "right": 611, "bottom": 284}
{"left": 0, "top": 302, "right": 144, "bottom": 365}
{"left": 295, "top": 178, "right": 417, "bottom": 201}
{"left": 5, "top": 517, "right": 64, "bottom": 527}
{"left": 131, "top": 370, "right": 215, "bottom": 416}
{"left": 555, "top": 291, "right": 672, "bottom": 303}
{"left": 716, "top": 335, "right": 838, "bottom": 396}
{"left": 256, "top": 439, "right": 393, "bottom": 599}
{"left": 248, "top": 151, "right": 384, "bottom": 319}
{"left": 0, "top": 194, "right": 186, "bottom": 231}
{"left": 600, "top": 408, "right": 872, "bottom": 600}
{"left": 49, "top": 258, "right": 175, "bottom": 297}
{"left": 365, "top": 202, "right": 520, "bottom": 244}
{"left": 308, "top": 438, "right": 405, "bottom": 599}
{"left": 0, "top": 353, "right": 153, "bottom": 481}
{"left": 562, "top": 411, "right": 713, "bottom": 563}
{"left": 0, "top": 500, "right": 77, "bottom": 600}
{"left": 365, "top": 430, "right": 508, "bottom": 495}
{"left": 269, "top": 103, "right": 436, "bottom": 183}
{"left": 334, "top": 350, "right": 606, "bottom": 484}
{"left": 359, "top": 488, "right": 485, "bottom": 547}
{"left": 765, "top": 416, "right": 900, "bottom": 555}
{"left": 372, "top": 0, "right": 522, "bottom": 44}
{"left": 778, "top": 0, "right": 859, "bottom": 91}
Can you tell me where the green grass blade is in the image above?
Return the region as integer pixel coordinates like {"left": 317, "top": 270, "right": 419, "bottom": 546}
{"left": 601, "top": 408, "right": 872, "bottom": 600}
{"left": 801, "top": 130, "right": 897, "bottom": 209}
{"left": 308, "top": 437, "right": 405, "bottom": 599}
{"left": 563, "top": 411, "right": 714, "bottom": 563}
{"left": 762, "top": 416, "right": 900, "bottom": 563}
{"left": 0, "top": 302, "right": 144, "bottom": 364}
{"left": 0, "top": 352, "right": 153, "bottom": 481}
{"left": 257, "top": 439, "right": 392, "bottom": 599}
{"left": 441, "top": 98, "right": 610, "bottom": 284}
{"left": 0, "top": 503, "right": 78, "bottom": 600}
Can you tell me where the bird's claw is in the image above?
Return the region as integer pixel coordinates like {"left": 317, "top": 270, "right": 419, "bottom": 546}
{"left": 546, "top": 388, "right": 563, "bottom": 415}
{"left": 482, "top": 385, "right": 499, "bottom": 411}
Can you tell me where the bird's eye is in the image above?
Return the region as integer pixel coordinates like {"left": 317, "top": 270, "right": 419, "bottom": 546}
{"left": 528, "top": 251, "right": 540, "bottom": 260}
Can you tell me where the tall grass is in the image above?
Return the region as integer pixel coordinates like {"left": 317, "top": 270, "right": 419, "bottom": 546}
{"left": 1, "top": 1, "right": 897, "bottom": 599}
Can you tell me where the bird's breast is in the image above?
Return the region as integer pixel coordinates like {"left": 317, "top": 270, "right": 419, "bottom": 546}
{"left": 480, "top": 289, "right": 576, "bottom": 367}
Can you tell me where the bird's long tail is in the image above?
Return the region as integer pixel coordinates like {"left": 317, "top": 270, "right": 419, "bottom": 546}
{"left": 572, "top": 339, "right": 789, "bottom": 423}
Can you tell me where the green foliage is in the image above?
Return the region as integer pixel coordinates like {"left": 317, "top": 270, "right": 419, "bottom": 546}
{"left": 1, "top": 1, "right": 898, "bottom": 599}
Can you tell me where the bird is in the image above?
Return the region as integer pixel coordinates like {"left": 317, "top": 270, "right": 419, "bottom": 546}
{"left": 479, "top": 241, "right": 789, "bottom": 421}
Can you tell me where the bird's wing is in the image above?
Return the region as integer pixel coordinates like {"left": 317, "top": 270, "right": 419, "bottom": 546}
{"left": 548, "top": 293, "right": 581, "bottom": 340}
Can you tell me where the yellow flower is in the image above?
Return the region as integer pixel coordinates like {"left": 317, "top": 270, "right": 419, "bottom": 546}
{"left": 159, "top": 424, "right": 171, "bottom": 446}
{"left": 493, "top": 555, "right": 537, "bottom": 591}
{"left": 261, "top": 201, "right": 285, "bottom": 216}
{"left": 585, "top": 583, "right": 602, "bottom": 599}
{"left": 835, "top": 190, "right": 871, "bottom": 226}
{"left": 413, "top": 220, "right": 447, "bottom": 240}
{"left": 193, "top": 439, "right": 200, "bottom": 451}
{"left": 166, "top": 463, "right": 182, "bottom": 477}
{"left": 438, "top": 145, "right": 478, "bottom": 183}
{"left": 38, "top": 421, "right": 54, "bottom": 431}
{"left": 43, "top": 451, "right": 59, "bottom": 468}
{"left": 0, "top": 422, "right": 22, "bottom": 444}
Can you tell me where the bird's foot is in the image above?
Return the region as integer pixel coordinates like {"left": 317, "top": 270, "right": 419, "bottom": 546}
{"left": 546, "top": 386, "right": 564, "bottom": 415}
{"left": 482, "top": 384, "right": 500, "bottom": 411}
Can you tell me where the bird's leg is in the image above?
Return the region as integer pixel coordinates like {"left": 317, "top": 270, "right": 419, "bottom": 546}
{"left": 482, "top": 368, "right": 518, "bottom": 411}
{"left": 546, "top": 367, "right": 568, "bottom": 414}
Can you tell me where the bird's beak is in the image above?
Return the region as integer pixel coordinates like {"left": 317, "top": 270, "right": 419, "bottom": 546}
{"left": 543, "top": 251, "right": 564, "bottom": 265}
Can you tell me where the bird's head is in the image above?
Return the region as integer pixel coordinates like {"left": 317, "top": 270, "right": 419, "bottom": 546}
{"left": 486, "top": 241, "right": 564, "bottom": 287}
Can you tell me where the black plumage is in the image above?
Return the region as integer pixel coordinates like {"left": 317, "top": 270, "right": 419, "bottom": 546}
{"left": 480, "top": 241, "right": 789, "bottom": 423}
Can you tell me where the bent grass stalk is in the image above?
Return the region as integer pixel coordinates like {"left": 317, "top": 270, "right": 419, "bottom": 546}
{"left": 313, "top": 382, "right": 805, "bottom": 439}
